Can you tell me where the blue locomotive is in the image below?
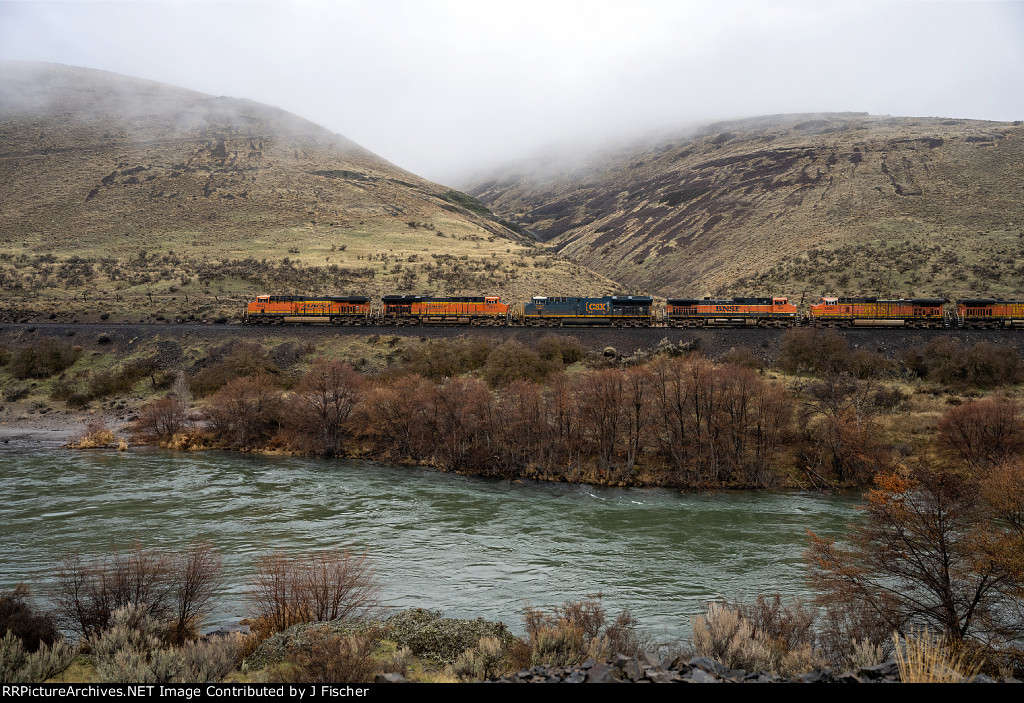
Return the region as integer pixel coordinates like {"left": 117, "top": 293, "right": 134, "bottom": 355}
{"left": 521, "top": 295, "right": 654, "bottom": 326}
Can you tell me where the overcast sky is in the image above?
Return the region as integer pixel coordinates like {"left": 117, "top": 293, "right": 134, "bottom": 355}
{"left": 1, "top": 0, "right": 1022, "bottom": 183}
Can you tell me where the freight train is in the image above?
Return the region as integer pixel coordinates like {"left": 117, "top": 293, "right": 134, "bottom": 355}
{"left": 244, "top": 294, "right": 1024, "bottom": 329}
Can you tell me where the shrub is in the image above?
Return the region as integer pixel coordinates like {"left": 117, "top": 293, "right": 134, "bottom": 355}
{"left": 381, "top": 609, "right": 514, "bottom": 665}
{"left": 691, "top": 599, "right": 832, "bottom": 676}
{"left": 245, "top": 549, "right": 380, "bottom": 639}
{"left": 481, "top": 340, "right": 553, "bottom": 388}
{"left": 131, "top": 395, "right": 190, "bottom": 444}
{"left": 190, "top": 343, "right": 281, "bottom": 398}
{"left": 282, "top": 359, "right": 362, "bottom": 455}
{"left": 201, "top": 375, "right": 282, "bottom": 449}
{"left": 9, "top": 338, "right": 80, "bottom": 379}
{"left": 779, "top": 328, "right": 848, "bottom": 375}
{"left": 89, "top": 605, "right": 241, "bottom": 683}
{"left": 721, "top": 345, "right": 764, "bottom": 371}
{"left": 401, "top": 338, "right": 491, "bottom": 380}
{"left": 904, "top": 337, "right": 1023, "bottom": 389}
{"left": 0, "top": 585, "right": 60, "bottom": 652}
{"left": 51, "top": 542, "right": 221, "bottom": 642}
{"left": 87, "top": 357, "right": 159, "bottom": 399}
{"left": 451, "top": 636, "right": 506, "bottom": 681}
{"left": 892, "top": 628, "right": 982, "bottom": 683}
{"left": 690, "top": 602, "right": 775, "bottom": 672}
{"left": 70, "top": 419, "right": 118, "bottom": 448}
{"left": 936, "top": 397, "right": 1023, "bottom": 468}
{"left": 522, "top": 595, "right": 647, "bottom": 668}
{"left": 49, "top": 379, "right": 77, "bottom": 402}
{"left": 535, "top": 335, "right": 584, "bottom": 365}
{"left": 270, "top": 629, "right": 378, "bottom": 684}
{"left": 0, "top": 631, "right": 75, "bottom": 684}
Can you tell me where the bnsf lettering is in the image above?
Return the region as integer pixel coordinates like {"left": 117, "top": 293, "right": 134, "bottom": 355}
{"left": 716, "top": 305, "right": 740, "bottom": 312}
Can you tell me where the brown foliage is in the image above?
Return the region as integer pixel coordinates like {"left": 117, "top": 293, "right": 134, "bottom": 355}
{"left": 904, "top": 337, "right": 1024, "bottom": 389}
{"left": 356, "top": 374, "right": 433, "bottom": 461}
{"left": 481, "top": 340, "right": 554, "bottom": 388}
{"left": 168, "top": 542, "right": 222, "bottom": 646}
{"left": 779, "top": 328, "right": 849, "bottom": 375}
{"left": 132, "top": 394, "right": 190, "bottom": 443}
{"left": 0, "top": 585, "right": 61, "bottom": 652}
{"left": 535, "top": 334, "right": 584, "bottom": 365}
{"left": 522, "top": 595, "right": 648, "bottom": 667}
{"left": 189, "top": 342, "right": 281, "bottom": 398}
{"left": 201, "top": 374, "right": 282, "bottom": 449}
{"left": 797, "top": 372, "right": 896, "bottom": 487}
{"left": 283, "top": 359, "right": 362, "bottom": 455}
{"left": 51, "top": 542, "right": 221, "bottom": 642}
{"left": 8, "top": 338, "right": 80, "bottom": 380}
{"left": 400, "top": 338, "right": 491, "bottom": 381}
{"left": 807, "top": 464, "right": 1024, "bottom": 650}
{"left": 245, "top": 549, "right": 381, "bottom": 638}
{"left": 648, "top": 356, "right": 793, "bottom": 486}
{"left": 936, "top": 397, "right": 1024, "bottom": 468}
{"left": 270, "top": 628, "right": 380, "bottom": 684}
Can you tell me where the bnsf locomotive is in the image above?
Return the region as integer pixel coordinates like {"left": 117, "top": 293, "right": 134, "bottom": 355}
{"left": 666, "top": 297, "right": 798, "bottom": 327}
{"left": 808, "top": 297, "right": 946, "bottom": 328}
{"left": 245, "top": 293, "right": 1024, "bottom": 329}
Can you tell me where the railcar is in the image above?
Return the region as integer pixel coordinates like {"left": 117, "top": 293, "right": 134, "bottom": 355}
{"left": 666, "top": 297, "right": 798, "bottom": 327}
{"left": 519, "top": 295, "right": 653, "bottom": 326}
{"left": 245, "top": 295, "right": 372, "bottom": 324}
{"left": 807, "top": 297, "right": 946, "bottom": 328}
{"left": 380, "top": 295, "right": 509, "bottom": 325}
{"left": 955, "top": 299, "right": 1024, "bottom": 328}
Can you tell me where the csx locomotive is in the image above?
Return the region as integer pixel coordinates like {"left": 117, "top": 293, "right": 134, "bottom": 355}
{"left": 244, "top": 294, "right": 1024, "bottom": 329}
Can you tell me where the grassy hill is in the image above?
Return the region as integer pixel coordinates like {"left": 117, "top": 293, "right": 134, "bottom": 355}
{"left": 465, "top": 113, "right": 1024, "bottom": 302}
{"left": 0, "top": 63, "right": 618, "bottom": 322}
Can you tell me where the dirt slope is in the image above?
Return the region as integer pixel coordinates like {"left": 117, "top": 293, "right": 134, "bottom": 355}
{"left": 466, "top": 113, "right": 1024, "bottom": 300}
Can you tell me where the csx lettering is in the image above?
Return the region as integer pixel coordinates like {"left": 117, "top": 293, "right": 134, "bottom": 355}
{"left": 586, "top": 303, "right": 609, "bottom": 312}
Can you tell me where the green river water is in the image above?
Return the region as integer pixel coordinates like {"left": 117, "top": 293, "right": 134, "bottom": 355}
{"left": 0, "top": 446, "right": 859, "bottom": 640}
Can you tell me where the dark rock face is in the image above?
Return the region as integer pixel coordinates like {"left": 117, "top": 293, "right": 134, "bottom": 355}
{"left": 491, "top": 655, "right": 1022, "bottom": 683}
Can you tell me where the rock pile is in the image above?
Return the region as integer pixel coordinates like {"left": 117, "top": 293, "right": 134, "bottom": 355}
{"left": 493, "top": 653, "right": 1015, "bottom": 683}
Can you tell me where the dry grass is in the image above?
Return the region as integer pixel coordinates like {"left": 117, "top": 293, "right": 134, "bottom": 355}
{"left": 0, "top": 64, "right": 620, "bottom": 322}
{"left": 468, "top": 113, "right": 1024, "bottom": 299}
{"left": 68, "top": 419, "right": 120, "bottom": 449}
{"left": 892, "top": 628, "right": 983, "bottom": 683}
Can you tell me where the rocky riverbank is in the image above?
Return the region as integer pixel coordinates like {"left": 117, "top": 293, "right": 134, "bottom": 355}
{"left": 491, "top": 653, "right": 1016, "bottom": 684}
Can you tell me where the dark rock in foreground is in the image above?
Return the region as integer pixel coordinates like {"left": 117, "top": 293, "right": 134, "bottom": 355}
{"left": 492, "top": 654, "right": 1022, "bottom": 683}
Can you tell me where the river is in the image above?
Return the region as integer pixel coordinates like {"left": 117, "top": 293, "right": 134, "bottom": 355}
{"left": 0, "top": 446, "right": 859, "bottom": 641}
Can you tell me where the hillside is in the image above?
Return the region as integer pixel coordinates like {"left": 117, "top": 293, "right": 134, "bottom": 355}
{"left": 0, "top": 63, "right": 618, "bottom": 322}
{"left": 466, "top": 113, "right": 1024, "bottom": 301}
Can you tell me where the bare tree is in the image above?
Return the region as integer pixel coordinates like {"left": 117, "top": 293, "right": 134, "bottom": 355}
{"left": 246, "top": 549, "right": 381, "bottom": 637}
{"left": 286, "top": 359, "right": 363, "bottom": 455}
{"left": 168, "top": 542, "right": 223, "bottom": 645}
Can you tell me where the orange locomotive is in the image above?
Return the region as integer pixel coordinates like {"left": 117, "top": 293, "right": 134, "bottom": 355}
{"left": 956, "top": 299, "right": 1024, "bottom": 328}
{"left": 380, "top": 295, "right": 509, "bottom": 325}
{"left": 665, "top": 297, "right": 798, "bottom": 327}
{"left": 807, "top": 297, "right": 946, "bottom": 328}
{"left": 245, "top": 295, "right": 372, "bottom": 324}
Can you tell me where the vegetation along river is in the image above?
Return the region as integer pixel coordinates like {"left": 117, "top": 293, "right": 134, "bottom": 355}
{"left": 1, "top": 447, "right": 859, "bottom": 640}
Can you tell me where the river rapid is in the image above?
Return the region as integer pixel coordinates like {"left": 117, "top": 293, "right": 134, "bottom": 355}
{"left": 0, "top": 446, "right": 859, "bottom": 640}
